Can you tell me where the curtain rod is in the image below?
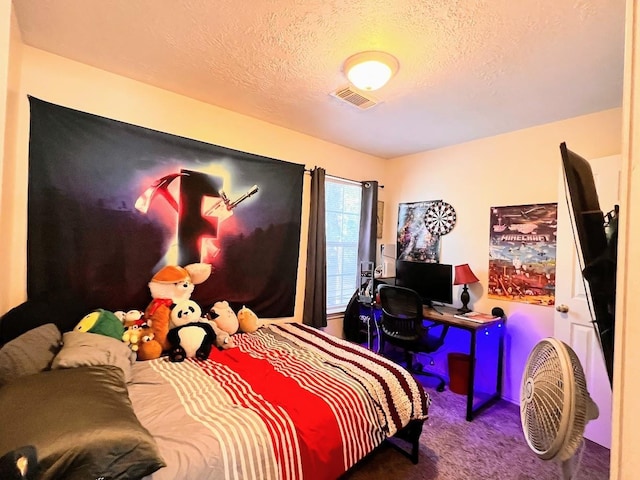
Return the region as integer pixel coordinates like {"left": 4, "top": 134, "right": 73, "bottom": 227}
{"left": 304, "top": 168, "right": 384, "bottom": 189}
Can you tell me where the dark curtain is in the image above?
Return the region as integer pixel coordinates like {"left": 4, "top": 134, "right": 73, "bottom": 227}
{"left": 358, "top": 181, "right": 379, "bottom": 268}
{"left": 344, "top": 180, "right": 379, "bottom": 341}
{"left": 303, "top": 168, "right": 327, "bottom": 328}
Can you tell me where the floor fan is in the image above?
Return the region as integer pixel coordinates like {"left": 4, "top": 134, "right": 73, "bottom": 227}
{"left": 520, "top": 338, "right": 600, "bottom": 479}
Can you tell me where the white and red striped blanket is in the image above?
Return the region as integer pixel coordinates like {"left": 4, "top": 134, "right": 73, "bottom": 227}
{"left": 130, "top": 323, "right": 429, "bottom": 480}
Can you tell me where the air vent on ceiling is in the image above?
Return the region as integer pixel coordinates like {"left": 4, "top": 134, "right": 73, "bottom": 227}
{"left": 330, "top": 86, "right": 380, "bottom": 110}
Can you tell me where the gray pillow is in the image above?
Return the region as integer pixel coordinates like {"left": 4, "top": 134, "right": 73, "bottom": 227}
{"left": 0, "top": 365, "right": 166, "bottom": 480}
{"left": 0, "top": 323, "right": 62, "bottom": 387}
{"left": 52, "top": 331, "right": 136, "bottom": 383}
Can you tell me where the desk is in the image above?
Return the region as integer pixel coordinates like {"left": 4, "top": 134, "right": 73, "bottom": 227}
{"left": 423, "top": 305, "right": 505, "bottom": 421}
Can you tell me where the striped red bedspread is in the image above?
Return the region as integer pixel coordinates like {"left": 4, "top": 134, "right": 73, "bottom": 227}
{"left": 131, "top": 323, "right": 430, "bottom": 480}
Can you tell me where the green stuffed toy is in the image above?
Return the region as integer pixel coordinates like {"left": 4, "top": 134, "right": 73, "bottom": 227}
{"left": 74, "top": 308, "right": 125, "bottom": 341}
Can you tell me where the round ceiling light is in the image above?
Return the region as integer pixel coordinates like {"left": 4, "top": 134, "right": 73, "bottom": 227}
{"left": 343, "top": 51, "right": 399, "bottom": 91}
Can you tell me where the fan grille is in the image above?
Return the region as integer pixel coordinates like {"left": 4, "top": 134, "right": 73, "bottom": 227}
{"left": 520, "top": 338, "right": 595, "bottom": 462}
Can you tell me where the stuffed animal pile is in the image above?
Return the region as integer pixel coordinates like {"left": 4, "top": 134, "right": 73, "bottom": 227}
{"left": 116, "top": 309, "right": 161, "bottom": 361}
{"left": 143, "top": 262, "right": 212, "bottom": 357}
{"left": 72, "top": 262, "right": 265, "bottom": 362}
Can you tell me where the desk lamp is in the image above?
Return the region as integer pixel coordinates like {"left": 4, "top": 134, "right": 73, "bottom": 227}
{"left": 454, "top": 264, "right": 480, "bottom": 313}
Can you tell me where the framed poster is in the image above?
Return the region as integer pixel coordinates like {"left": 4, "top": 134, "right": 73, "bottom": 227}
{"left": 397, "top": 201, "right": 441, "bottom": 263}
{"left": 488, "top": 203, "right": 557, "bottom": 305}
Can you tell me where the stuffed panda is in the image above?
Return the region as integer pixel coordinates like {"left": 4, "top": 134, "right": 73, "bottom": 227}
{"left": 167, "top": 300, "right": 217, "bottom": 362}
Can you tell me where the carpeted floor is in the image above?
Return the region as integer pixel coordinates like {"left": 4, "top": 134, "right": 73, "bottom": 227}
{"left": 341, "top": 376, "right": 610, "bottom": 480}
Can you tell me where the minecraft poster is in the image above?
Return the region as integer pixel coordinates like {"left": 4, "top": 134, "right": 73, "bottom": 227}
{"left": 488, "top": 203, "right": 557, "bottom": 305}
{"left": 27, "top": 97, "right": 304, "bottom": 317}
{"left": 397, "top": 201, "right": 441, "bottom": 263}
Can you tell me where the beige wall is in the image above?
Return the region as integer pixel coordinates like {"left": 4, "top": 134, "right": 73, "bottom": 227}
{"left": 0, "top": 5, "right": 24, "bottom": 313}
{"left": 0, "top": 0, "right": 12, "bottom": 221}
{"left": 380, "top": 110, "right": 622, "bottom": 403}
{"left": 0, "top": 41, "right": 387, "bottom": 319}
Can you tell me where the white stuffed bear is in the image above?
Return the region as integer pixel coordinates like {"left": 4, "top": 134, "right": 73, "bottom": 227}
{"left": 144, "top": 263, "right": 211, "bottom": 351}
{"left": 208, "top": 300, "right": 239, "bottom": 335}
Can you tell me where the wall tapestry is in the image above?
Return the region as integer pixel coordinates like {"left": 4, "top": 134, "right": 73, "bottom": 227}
{"left": 488, "top": 203, "right": 557, "bottom": 305}
{"left": 397, "top": 201, "right": 441, "bottom": 262}
{"left": 27, "top": 97, "right": 304, "bottom": 317}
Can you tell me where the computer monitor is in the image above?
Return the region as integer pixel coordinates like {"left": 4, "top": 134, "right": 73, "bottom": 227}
{"left": 395, "top": 260, "right": 453, "bottom": 306}
{"left": 560, "top": 142, "right": 617, "bottom": 387}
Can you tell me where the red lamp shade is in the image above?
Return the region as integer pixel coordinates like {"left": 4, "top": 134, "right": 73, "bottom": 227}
{"left": 453, "top": 264, "right": 479, "bottom": 286}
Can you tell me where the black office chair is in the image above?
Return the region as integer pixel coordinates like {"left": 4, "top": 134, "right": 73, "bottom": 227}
{"left": 378, "top": 285, "right": 449, "bottom": 392}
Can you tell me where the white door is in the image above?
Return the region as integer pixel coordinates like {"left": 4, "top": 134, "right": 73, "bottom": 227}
{"left": 554, "top": 153, "right": 620, "bottom": 449}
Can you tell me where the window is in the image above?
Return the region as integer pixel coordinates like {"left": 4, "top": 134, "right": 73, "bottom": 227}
{"left": 325, "top": 178, "right": 362, "bottom": 313}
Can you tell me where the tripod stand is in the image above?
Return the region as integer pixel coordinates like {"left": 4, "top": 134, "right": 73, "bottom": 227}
{"left": 358, "top": 261, "right": 380, "bottom": 353}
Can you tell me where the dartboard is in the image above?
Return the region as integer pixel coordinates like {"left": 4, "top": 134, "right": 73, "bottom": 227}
{"left": 424, "top": 201, "right": 457, "bottom": 235}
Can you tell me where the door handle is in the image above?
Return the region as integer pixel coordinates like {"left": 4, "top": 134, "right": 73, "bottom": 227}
{"left": 555, "top": 304, "right": 569, "bottom": 313}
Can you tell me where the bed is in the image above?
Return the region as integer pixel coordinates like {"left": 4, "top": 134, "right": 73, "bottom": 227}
{"left": 0, "top": 317, "right": 429, "bottom": 480}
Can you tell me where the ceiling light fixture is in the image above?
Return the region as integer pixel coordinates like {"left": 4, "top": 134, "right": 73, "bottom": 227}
{"left": 343, "top": 51, "right": 399, "bottom": 91}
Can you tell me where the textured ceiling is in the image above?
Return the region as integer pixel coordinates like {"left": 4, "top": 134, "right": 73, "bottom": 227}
{"left": 12, "top": 0, "right": 626, "bottom": 159}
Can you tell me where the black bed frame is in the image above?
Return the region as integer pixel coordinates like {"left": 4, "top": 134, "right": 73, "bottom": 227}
{"left": 388, "top": 419, "right": 425, "bottom": 464}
